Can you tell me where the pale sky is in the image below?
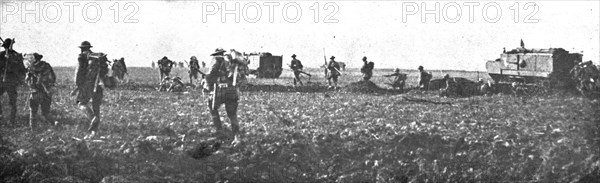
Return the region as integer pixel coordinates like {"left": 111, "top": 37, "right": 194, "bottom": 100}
{"left": 1, "top": 0, "right": 598, "bottom": 71}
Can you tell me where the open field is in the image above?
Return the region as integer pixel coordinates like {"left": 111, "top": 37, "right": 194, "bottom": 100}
{"left": 1, "top": 67, "right": 599, "bottom": 182}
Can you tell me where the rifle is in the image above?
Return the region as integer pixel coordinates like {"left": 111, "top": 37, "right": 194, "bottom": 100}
{"left": 211, "top": 82, "right": 218, "bottom": 110}
{"left": 93, "top": 71, "right": 101, "bottom": 92}
{"left": 333, "top": 67, "right": 343, "bottom": 75}
{"left": 2, "top": 38, "right": 15, "bottom": 83}
{"left": 232, "top": 64, "right": 239, "bottom": 87}
{"left": 323, "top": 48, "right": 328, "bottom": 78}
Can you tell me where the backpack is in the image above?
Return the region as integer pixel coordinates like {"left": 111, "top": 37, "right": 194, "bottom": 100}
{"left": 367, "top": 62, "right": 374, "bottom": 70}
{"left": 84, "top": 52, "right": 113, "bottom": 89}
{"left": 421, "top": 71, "right": 432, "bottom": 81}
{"left": 291, "top": 60, "right": 303, "bottom": 70}
{"left": 425, "top": 72, "right": 432, "bottom": 81}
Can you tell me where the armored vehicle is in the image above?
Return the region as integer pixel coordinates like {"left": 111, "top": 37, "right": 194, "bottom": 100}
{"left": 247, "top": 52, "right": 283, "bottom": 78}
{"left": 486, "top": 47, "right": 582, "bottom": 88}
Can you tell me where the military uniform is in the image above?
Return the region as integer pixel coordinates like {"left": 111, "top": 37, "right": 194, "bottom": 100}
{"left": 439, "top": 75, "right": 459, "bottom": 97}
{"left": 26, "top": 53, "right": 56, "bottom": 129}
{"left": 385, "top": 68, "right": 407, "bottom": 92}
{"left": 169, "top": 77, "right": 185, "bottom": 92}
{"left": 360, "top": 57, "right": 374, "bottom": 81}
{"left": 158, "top": 56, "right": 174, "bottom": 81}
{"left": 0, "top": 38, "right": 27, "bottom": 125}
{"left": 479, "top": 79, "right": 493, "bottom": 96}
{"left": 74, "top": 41, "right": 109, "bottom": 134}
{"left": 290, "top": 54, "right": 311, "bottom": 86}
{"left": 204, "top": 48, "right": 240, "bottom": 136}
{"left": 418, "top": 66, "right": 431, "bottom": 90}
{"left": 112, "top": 58, "right": 127, "bottom": 80}
{"left": 158, "top": 76, "right": 185, "bottom": 92}
{"left": 189, "top": 56, "right": 204, "bottom": 84}
{"left": 327, "top": 56, "right": 341, "bottom": 89}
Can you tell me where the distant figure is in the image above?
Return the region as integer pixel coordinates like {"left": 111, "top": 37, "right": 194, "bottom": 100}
{"left": 418, "top": 66, "right": 432, "bottom": 90}
{"left": 439, "top": 74, "right": 460, "bottom": 97}
{"left": 290, "top": 54, "right": 311, "bottom": 87}
{"left": 479, "top": 79, "right": 494, "bottom": 96}
{"left": 0, "top": 38, "right": 27, "bottom": 125}
{"left": 327, "top": 56, "right": 341, "bottom": 89}
{"left": 25, "top": 53, "right": 57, "bottom": 130}
{"left": 337, "top": 62, "right": 347, "bottom": 71}
{"left": 111, "top": 57, "right": 127, "bottom": 81}
{"left": 151, "top": 61, "right": 155, "bottom": 68}
{"left": 384, "top": 68, "right": 407, "bottom": 92}
{"left": 202, "top": 61, "right": 206, "bottom": 68}
{"left": 157, "top": 56, "right": 174, "bottom": 83}
{"left": 179, "top": 61, "right": 185, "bottom": 68}
{"left": 158, "top": 76, "right": 185, "bottom": 92}
{"left": 360, "top": 56, "right": 374, "bottom": 81}
{"left": 188, "top": 56, "right": 205, "bottom": 85}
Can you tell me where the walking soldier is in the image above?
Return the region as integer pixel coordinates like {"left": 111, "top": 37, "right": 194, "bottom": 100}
{"left": 418, "top": 66, "right": 432, "bottom": 90}
{"left": 189, "top": 56, "right": 205, "bottom": 85}
{"left": 360, "top": 56, "right": 374, "bottom": 81}
{"left": 158, "top": 56, "right": 174, "bottom": 82}
{"left": 73, "top": 41, "right": 109, "bottom": 136}
{"left": 25, "top": 53, "right": 57, "bottom": 130}
{"left": 0, "top": 38, "right": 27, "bottom": 125}
{"left": 327, "top": 56, "right": 341, "bottom": 89}
{"left": 204, "top": 48, "right": 241, "bottom": 140}
{"left": 112, "top": 57, "right": 127, "bottom": 81}
{"left": 290, "top": 54, "right": 311, "bottom": 86}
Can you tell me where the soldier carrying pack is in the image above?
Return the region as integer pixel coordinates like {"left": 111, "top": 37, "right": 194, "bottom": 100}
{"left": 25, "top": 53, "right": 57, "bottom": 130}
{"left": 0, "top": 38, "right": 27, "bottom": 125}
{"left": 73, "top": 41, "right": 111, "bottom": 137}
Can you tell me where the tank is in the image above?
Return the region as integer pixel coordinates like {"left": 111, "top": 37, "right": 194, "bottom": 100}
{"left": 247, "top": 52, "right": 283, "bottom": 78}
{"left": 486, "top": 47, "right": 582, "bottom": 89}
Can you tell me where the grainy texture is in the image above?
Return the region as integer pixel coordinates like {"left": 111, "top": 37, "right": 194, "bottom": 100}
{"left": 0, "top": 67, "right": 598, "bottom": 182}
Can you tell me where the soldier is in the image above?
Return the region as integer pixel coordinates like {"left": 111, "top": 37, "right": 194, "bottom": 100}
{"left": 73, "top": 41, "right": 109, "bottom": 137}
{"left": 0, "top": 38, "right": 27, "bottom": 125}
{"left": 360, "top": 56, "right": 374, "bottom": 81}
{"left": 327, "top": 56, "right": 341, "bottom": 89}
{"left": 151, "top": 61, "right": 156, "bottom": 68}
{"left": 158, "top": 56, "right": 174, "bottom": 82}
{"left": 188, "top": 56, "right": 205, "bottom": 85}
{"left": 25, "top": 53, "right": 57, "bottom": 130}
{"left": 384, "top": 68, "right": 407, "bottom": 92}
{"left": 112, "top": 57, "right": 127, "bottom": 81}
{"left": 204, "top": 48, "right": 242, "bottom": 140}
{"left": 168, "top": 77, "right": 185, "bottom": 92}
{"left": 479, "top": 79, "right": 494, "bottom": 96}
{"left": 439, "top": 74, "right": 459, "bottom": 97}
{"left": 290, "top": 54, "right": 311, "bottom": 87}
{"left": 202, "top": 61, "right": 206, "bottom": 68}
{"left": 418, "top": 66, "right": 431, "bottom": 90}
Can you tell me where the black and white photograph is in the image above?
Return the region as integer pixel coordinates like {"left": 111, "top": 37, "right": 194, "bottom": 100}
{"left": 0, "top": 0, "right": 599, "bottom": 182}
